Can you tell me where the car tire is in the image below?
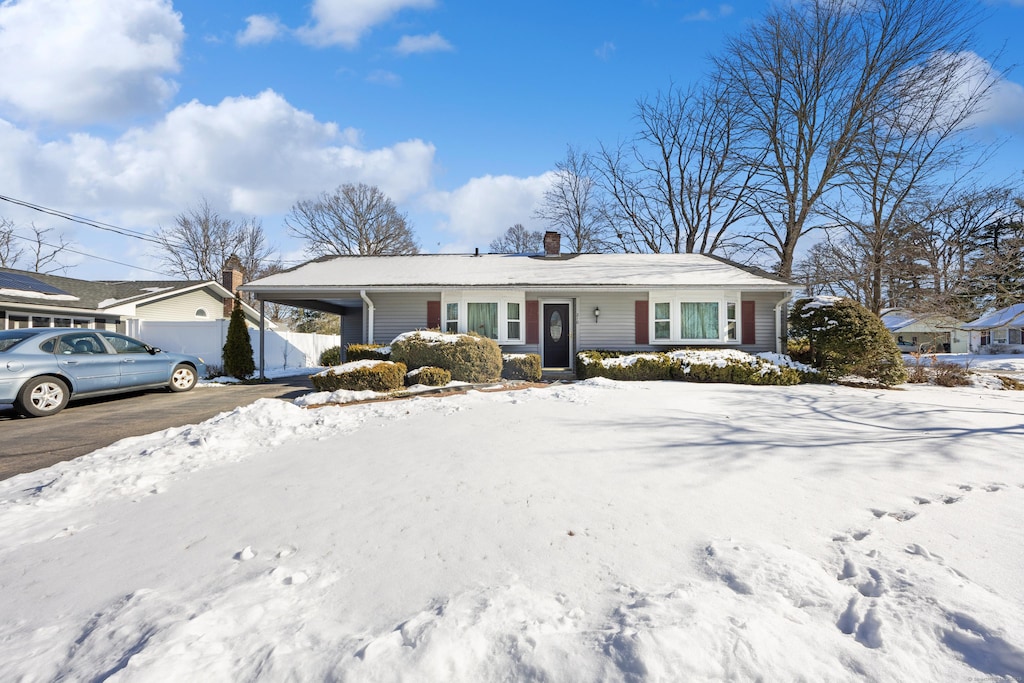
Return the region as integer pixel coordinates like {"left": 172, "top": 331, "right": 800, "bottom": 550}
{"left": 16, "top": 376, "right": 70, "bottom": 417}
{"left": 169, "top": 364, "right": 197, "bottom": 392}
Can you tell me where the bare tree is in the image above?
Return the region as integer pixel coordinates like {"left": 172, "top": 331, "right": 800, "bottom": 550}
{"left": 286, "top": 183, "right": 419, "bottom": 256}
{"left": 0, "top": 217, "right": 22, "bottom": 267}
{"left": 488, "top": 224, "right": 543, "bottom": 254}
{"left": 820, "top": 48, "right": 996, "bottom": 314}
{"left": 534, "top": 146, "right": 614, "bottom": 253}
{"left": 717, "top": 0, "right": 984, "bottom": 277}
{"left": 154, "top": 198, "right": 278, "bottom": 282}
{"left": 595, "top": 80, "right": 757, "bottom": 254}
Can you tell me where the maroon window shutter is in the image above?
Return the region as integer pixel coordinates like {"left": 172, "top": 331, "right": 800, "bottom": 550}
{"left": 635, "top": 300, "right": 649, "bottom": 345}
{"left": 525, "top": 300, "right": 539, "bottom": 344}
{"left": 427, "top": 300, "right": 441, "bottom": 329}
{"left": 741, "top": 301, "right": 756, "bottom": 345}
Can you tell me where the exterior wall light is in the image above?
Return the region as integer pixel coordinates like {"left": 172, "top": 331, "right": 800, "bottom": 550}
{"left": 594, "top": 307, "right": 601, "bottom": 322}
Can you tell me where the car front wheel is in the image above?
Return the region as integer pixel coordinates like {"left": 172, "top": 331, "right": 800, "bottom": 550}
{"left": 16, "top": 376, "right": 70, "bottom": 417}
{"left": 169, "top": 364, "right": 197, "bottom": 392}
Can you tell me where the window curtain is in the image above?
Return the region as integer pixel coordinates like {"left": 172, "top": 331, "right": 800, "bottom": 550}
{"left": 681, "top": 302, "right": 718, "bottom": 339}
{"left": 468, "top": 303, "right": 498, "bottom": 339}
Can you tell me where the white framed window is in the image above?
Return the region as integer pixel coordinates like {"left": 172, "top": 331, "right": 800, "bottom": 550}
{"left": 649, "top": 291, "right": 741, "bottom": 344}
{"left": 442, "top": 291, "right": 526, "bottom": 344}
{"left": 195, "top": 308, "right": 208, "bottom": 318}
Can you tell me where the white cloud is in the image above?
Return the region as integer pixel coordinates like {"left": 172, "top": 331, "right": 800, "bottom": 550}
{"left": 237, "top": 15, "right": 285, "bottom": 46}
{"left": 594, "top": 42, "right": 616, "bottom": 61}
{"left": 682, "top": 4, "right": 734, "bottom": 22}
{"left": 0, "top": 90, "right": 436, "bottom": 226}
{"left": 367, "top": 70, "right": 403, "bottom": 86}
{"left": 395, "top": 32, "right": 454, "bottom": 55}
{"left": 422, "top": 173, "right": 556, "bottom": 251}
{"left": 0, "top": 0, "right": 183, "bottom": 125}
{"left": 296, "top": 0, "right": 436, "bottom": 48}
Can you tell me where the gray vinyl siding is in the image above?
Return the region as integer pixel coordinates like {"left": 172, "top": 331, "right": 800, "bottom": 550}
{"left": 341, "top": 309, "right": 363, "bottom": 358}
{"left": 365, "top": 291, "right": 437, "bottom": 344}
{"left": 357, "top": 288, "right": 789, "bottom": 355}
{"left": 135, "top": 289, "right": 225, "bottom": 321}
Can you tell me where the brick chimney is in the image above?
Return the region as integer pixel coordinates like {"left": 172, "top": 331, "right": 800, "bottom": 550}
{"left": 222, "top": 267, "right": 242, "bottom": 317}
{"left": 543, "top": 231, "right": 561, "bottom": 257}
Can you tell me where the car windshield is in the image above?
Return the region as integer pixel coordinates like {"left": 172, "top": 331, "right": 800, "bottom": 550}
{"left": 0, "top": 329, "right": 43, "bottom": 352}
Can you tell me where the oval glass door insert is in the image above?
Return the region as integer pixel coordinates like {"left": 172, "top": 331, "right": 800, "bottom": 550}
{"left": 549, "top": 311, "right": 563, "bottom": 342}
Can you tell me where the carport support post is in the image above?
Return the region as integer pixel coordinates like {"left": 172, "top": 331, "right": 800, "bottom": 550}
{"left": 259, "top": 299, "right": 266, "bottom": 380}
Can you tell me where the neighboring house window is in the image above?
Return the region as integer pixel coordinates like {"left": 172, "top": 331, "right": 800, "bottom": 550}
{"left": 981, "top": 331, "right": 990, "bottom": 346}
{"left": 1009, "top": 328, "right": 1022, "bottom": 345}
{"left": 650, "top": 292, "right": 741, "bottom": 344}
{"left": 195, "top": 308, "right": 208, "bottom": 318}
{"left": 442, "top": 292, "right": 525, "bottom": 343}
{"left": 994, "top": 329, "right": 1008, "bottom": 344}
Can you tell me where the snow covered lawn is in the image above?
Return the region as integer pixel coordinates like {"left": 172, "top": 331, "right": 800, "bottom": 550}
{"left": 1, "top": 380, "right": 1023, "bottom": 681}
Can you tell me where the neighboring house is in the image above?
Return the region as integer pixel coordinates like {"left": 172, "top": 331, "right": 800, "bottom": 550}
{"left": 880, "top": 309, "right": 968, "bottom": 354}
{"left": 962, "top": 303, "right": 1024, "bottom": 352}
{"left": 241, "top": 232, "right": 798, "bottom": 374}
{"left": 0, "top": 266, "right": 263, "bottom": 332}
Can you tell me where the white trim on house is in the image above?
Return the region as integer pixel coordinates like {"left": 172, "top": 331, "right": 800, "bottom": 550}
{"left": 648, "top": 290, "right": 742, "bottom": 345}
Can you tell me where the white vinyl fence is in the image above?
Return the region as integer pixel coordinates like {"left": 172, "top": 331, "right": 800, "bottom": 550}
{"left": 124, "top": 320, "right": 339, "bottom": 374}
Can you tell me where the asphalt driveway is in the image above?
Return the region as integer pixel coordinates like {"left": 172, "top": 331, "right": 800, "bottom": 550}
{"left": 0, "top": 374, "right": 314, "bottom": 481}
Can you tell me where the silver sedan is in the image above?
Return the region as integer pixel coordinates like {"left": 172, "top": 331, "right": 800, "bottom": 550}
{"left": 0, "top": 328, "right": 207, "bottom": 417}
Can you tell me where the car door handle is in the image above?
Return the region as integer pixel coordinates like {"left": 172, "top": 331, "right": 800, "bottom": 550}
{"left": 122, "top": 359, "right": 136, "bottom": 364}
{"left": 60, "top": 360, "right": 79, "bottom": 366}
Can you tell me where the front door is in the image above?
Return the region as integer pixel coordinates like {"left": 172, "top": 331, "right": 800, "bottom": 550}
{"left": 542, "top": 303, "right": 571, "bottom": 368}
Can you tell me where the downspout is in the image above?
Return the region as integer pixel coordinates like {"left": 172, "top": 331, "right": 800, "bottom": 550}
{"left": 360, "top": 289, "right": 375, "bottom": 344}
{"left": 774, "top": 292, "right": 795, "bottom": 355}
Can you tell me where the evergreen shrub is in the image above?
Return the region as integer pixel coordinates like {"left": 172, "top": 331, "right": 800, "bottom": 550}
{"left": 576, "top": 350, "right": 672, "bottom": 381}
{"left": 319, "top": 346, "right": 341, "bottom": 367}
{"left": 389, "top": 331, "right": 502, "bottom": 383}
{"left": 788, "top": 297, "right": 907, "bottom": 386}
{"left": 406, "top": 366, "right": 451, "bottom": 387}
{"left": 346, "top": 344, "right": 390, "bottom": 362}
{"left": 222, "top": 297, "right": 255, "bottom": 380}
{"left": 501, "top": 353, "right": 542, "bottom": 381}
{"left": 310, "top": 360, "right": 407, "bottom": 392}
{"left": 668, "top": 350, "right": 802, "bottom": 385}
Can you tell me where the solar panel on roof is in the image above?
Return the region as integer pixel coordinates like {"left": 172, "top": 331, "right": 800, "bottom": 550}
{"left": 0, "top": 272, "right": 72, "bottom": 296}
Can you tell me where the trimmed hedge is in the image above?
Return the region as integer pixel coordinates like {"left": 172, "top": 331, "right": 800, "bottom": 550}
{"left": 789, "top": 297, "right": 907, "bottom": 386}
{"left": 389, "top": 331, "right": 502, "bottom": 383}
{"left": 310, "top": 360, "right": 407, "bottom": 392}
{"left": 346, "top": 343, "right": 391, "bottom": 362}
{"left": 577, "top": 350, "right": 672, "bottom": 381}
{"left": 577, "top": 349, "right": 808, "bottom": 385}
{"left": 407, "top": 366, "right": 451, "bottom": 387}
{"left": 501, "top": 353, "right": 542, "bottom": 381}
{"left": 319, "top": 346, "right": 341, "bottom": 367}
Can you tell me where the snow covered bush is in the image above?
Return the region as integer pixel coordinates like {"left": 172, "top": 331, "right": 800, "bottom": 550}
{"left": 668, "top": 349, "right": 803, "bottom": 385}
{"left": 310, "top": 360, "right": 407, "bottom": 392}
{"left": 319, "top": 346, "right": 341, "bottom": 366}
{"left": 501, "top": 353, "right": 542, "bottom": 381}
{"left": 406, "top": 366, "right": 451, "bottom": 387}
{"left": 346, "top": 344, "right": 390, "bottom": 362}
{"left": 576, "top": 351, "right": 672, "bottom": 380}
{"left": 389, "top": 331, "right": 502, "bottom": 383}
{"left": 789, "top": 296, "right": 907, "bottom": 386}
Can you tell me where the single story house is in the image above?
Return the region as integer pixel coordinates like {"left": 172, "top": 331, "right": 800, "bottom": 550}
{"left": 241, "top": 233, "right": 798, "bottom": 376}
{"left": 0, "top": 266, "right": 263, "bottom": 333}
{"left": 962, "top": 303, "right": 1024, "bottom": 352}
{"left": 879, "top": 309, "right": 968, "bottom": 354}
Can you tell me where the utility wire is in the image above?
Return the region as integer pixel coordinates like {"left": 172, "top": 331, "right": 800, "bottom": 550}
{"left": 2, "top": 231, "right": 169, "bottom": 276}
{"left": 0, "top": 193, "right": 165, "bottom": 245}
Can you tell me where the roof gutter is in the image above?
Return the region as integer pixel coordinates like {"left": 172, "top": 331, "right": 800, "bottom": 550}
{"left": 360, "top": 289, "right": 375, "bottom": 343}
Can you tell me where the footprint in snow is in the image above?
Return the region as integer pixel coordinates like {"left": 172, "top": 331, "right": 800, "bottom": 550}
{"left": 234, "top": 545, "right": 256, "bottom": 561}
{"left": 984, "top": 483, "right": 1004, "bottom": 492}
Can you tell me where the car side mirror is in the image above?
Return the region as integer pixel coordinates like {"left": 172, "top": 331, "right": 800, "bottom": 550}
{"left": 146, "top": 345, "right": 161, "bottom": 355}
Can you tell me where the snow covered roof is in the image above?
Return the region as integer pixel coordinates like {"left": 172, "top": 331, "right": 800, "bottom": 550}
{"left": 880, "top": 309, "right": 965, "bottom": 332}
{"left": 244, "top": 254, "right": 795, "bottom": 292}
{"left": 963, "top": 303, "right": 1024, "bottom": 330}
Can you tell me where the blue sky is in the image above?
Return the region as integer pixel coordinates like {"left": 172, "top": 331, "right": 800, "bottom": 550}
{"left": 1, "top": 0, "right": 1023, "bottom": 280}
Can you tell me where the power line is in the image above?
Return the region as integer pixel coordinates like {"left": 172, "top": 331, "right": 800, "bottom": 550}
{"left": 2, "top": 231, "right": 169, "bottom": 276}
{"left": 0, "top": 193, "right": 165, "bottom": 245}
